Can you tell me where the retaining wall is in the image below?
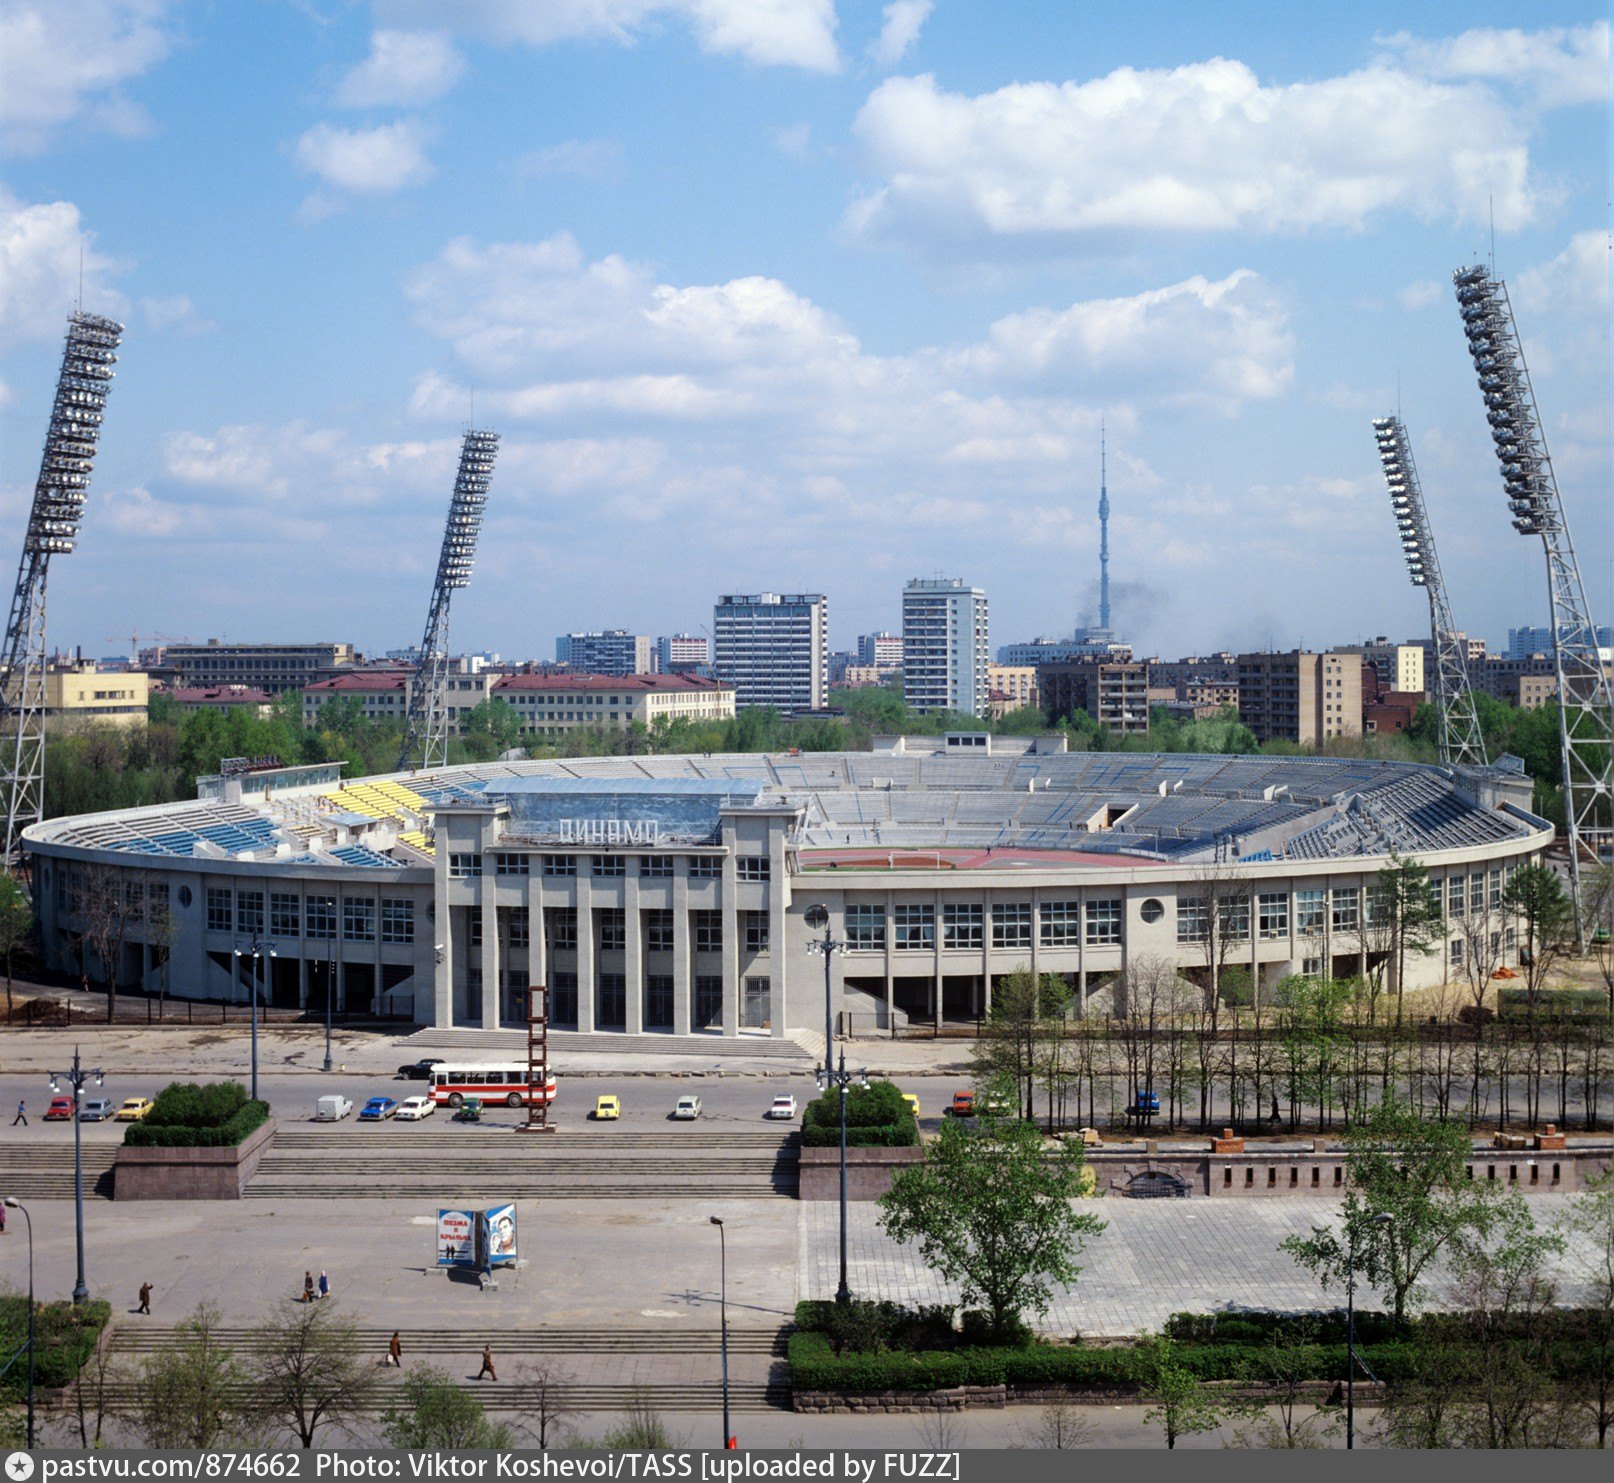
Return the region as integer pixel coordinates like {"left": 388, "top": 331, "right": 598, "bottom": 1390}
{"left": 112, "top": 1118, "right": 278, "bottom": 1200}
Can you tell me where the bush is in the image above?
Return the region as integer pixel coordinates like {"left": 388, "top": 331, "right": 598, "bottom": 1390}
{"left": 960, "top": 1309, "right": 1032, "bottom": 1349}
{"left": 1498, "top": 987, "right": 1607, "bottom": 1021}
{"left": 801, "top": 1079, "right": 919, "bottom": 1148}
{"left": 0, "top": 1298, "right": 111, "bottom": 1398}
{"left": 123, "top": 1080, "right": 269, "bottom": 1147}
{"left": 795, "top": 1299, "right": 958, "bottom": 1353}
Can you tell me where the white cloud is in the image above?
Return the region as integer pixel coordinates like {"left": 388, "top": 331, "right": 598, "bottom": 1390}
{"left": 0, "top": 0, "right": 175, "bottom": 154}
{"left": 0, "top": 187, "right": 126, "bottom": 340}
{"left": 294, "top": 120, "right": 435, "bottom": 196}
{"left": 1514, "top": 229, "right": 1610, "bottom": 315}
{"left": 375, "top": 0, "right": 839, "bottom": 72}
{"left": 335, "top": 30, "right": 465, "bottom": 108}
{"left": 1378, "top": 21, "right": 1608, "bottom": 108}
{"left": 772, "top": 122, "right": 814, "bottom": 159}
{"left": 847, "top": 58, "right": 1541, "bottom": 251}
{"left": 1396, "top": 279, "right": 1444, "bottom": 311}
{"left": 868, "top": 0, "right": 930, "bottom": 67}
{"left": 139, "top": 293, "right": 215, "bottom": 335}
{"left": 514, "top": 137, "right": 623, "bottom": 180}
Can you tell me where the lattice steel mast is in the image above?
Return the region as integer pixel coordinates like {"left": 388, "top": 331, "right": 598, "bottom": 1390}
{"left": 1372, "top": 415, "right": 1487, "bottom": 769}
{"left": 2, "top": 312, "right": 125, "bottom": 866}
{"left": 1454, "top": 264, "right": 1613, "bottom": 932}
{"left": 397, "top": 429, "right": 498, "bottom": 772}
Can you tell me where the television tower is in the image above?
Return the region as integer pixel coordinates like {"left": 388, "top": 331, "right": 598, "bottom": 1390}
{"left": 397, "top": 429, "right": 499, "bottom": 773}
{"left": 1371, "top": 415, "right": 1487, "bottom": 769}
{"left": 1, "top": 311, "right": 125, "bottom": 867}
{"left": 1098, "top": 421, "right": 1111, "bottom": 634}
{"left": 1453, "top": 263, "right": 1613, "bottom": 940}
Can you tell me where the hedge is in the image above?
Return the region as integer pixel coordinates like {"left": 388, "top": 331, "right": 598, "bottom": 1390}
{"left": 0, "top": 1298, "right": 111, "bottom": 1399}
{"left": 123, "top": 1080, "right": 271, "bottom": 1147}
{"left": 802, "top": 1079, "right": 918, "bottom": 1149}
{"left": 1498, "top": 987, "right": 1608, "bottom": 1021}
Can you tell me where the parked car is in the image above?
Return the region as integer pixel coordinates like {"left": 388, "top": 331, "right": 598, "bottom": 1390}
{"left": 78, "top": 1098, "right": 116, "bottom": 1122}
{"left": 397, "top": 1058, "right": 444, "bottom": 1081}
{"left": 672, "top": 1094, "right": 703, "bottom": 1120}
{"left": 976, "top": 1091, "right": 1012, "bottom": 1117}
{"left": 945, "top": 1091, "right": 975, "bottom": 1118}
{"left": 115, "top": 1097, "right": 154, "bottom": 1122}
{"left": 44, "top": 1096, "right": 76, "bottom": 1121}
{"left": 314, "top": 1095, "right": 354, "bottom": 1122}
{"left": 395, "top": 1095, "right": 434, "bottom": 1121}
{"left": 766, "top": 1095, "right": 797, "bottom": 1120}
{"left": 358, "top": 1096, "right": 399, "bottom": 1121}
{"left": 900, "top": 1093, "right": 921, "bottom": 1118}
{"left": 593, "top": 1095, "right": 622, "bottom": 1121}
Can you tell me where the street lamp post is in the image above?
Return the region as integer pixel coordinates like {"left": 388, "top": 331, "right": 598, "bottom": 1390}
{"left": 1346, "top": 1212, "right": 1393, "bottom": 1449}
{"left": 233, "top": 936, "right": 275, "bottom": 1101}
{"left": 803, "top": 905, "right": 846, "bottom": 1083}
{"left": 708, "top": 1216, "right": 730, "bottom": 1449}
{"left": 2, "top": 1198, "right": 34, "bottom": 1447}
{"left": 815, "top": 1049, "right": 868, "bottom": 1306}
{"left": 46, "top": 1047, "right": 104, "bottom": 1305}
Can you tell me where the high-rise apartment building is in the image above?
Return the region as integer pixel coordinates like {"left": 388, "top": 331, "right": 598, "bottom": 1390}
{"left": 555, "top": 630, "right": 652, "bottom": 676}
{"left": 1037, "top": 660, "right": 1149, "bottom": 734}
{"left": 712, "top": 593, "right": 828, "bottom": 711}
{"left": 1509, "top": 623, "right": 1612, "bottom": 658}
{"left": 856, "top": 632, "right": 903, "bottom": 669}
{"left": 1335, "top": 639, "right": 1425, "bottom": 695}
{"left": 655, "top": 633, "right": 711, "bottom": 674}
{"left": 902, "top": 578, "right": 989, "bottom": 717}
{"left": 1236, "top": 651, "right": 1363, "bottom": 745}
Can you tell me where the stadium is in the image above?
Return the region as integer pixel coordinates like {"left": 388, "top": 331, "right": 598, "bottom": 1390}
{"left": 21, "top": 733, "right": 1553, "bottom": 1037}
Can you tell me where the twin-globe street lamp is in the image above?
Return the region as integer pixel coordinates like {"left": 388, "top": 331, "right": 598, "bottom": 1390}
{"left": 708, "top": 1216, "right": 731, "bottom": 1450}
{"left": 46, "top": 1046, "right": 104, "bottom": 1306}
{"left": 231, "top": 936, "right": 275, "bottom": 1101}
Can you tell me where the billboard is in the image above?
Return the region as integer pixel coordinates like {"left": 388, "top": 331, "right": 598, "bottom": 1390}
{"left": 436, "top": 1208, "right": 475, "bottom": 1266}
{"left": 436, "top": 1205, "right": 516, "bottom": 1269}
{"left": 483, "top": 1202, "right": 518, "bottom": 1266}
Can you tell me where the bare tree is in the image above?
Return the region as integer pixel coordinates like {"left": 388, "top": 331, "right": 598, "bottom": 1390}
{"left": 512, "top": 1359, "right": 574, "bottom": 1449}
{"left": 78, "top": 864, "right": 140, "bottom": 1023}
{"left": 0, "top": 871, "right": 34, "bottom": 1023}
{"left": 247, "top": 1298, "right": 378, "bottom": 1448}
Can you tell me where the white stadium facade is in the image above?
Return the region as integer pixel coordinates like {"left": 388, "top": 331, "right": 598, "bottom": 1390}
{"left": 24, "top": 735, "right": 1552, "bottom": 1035}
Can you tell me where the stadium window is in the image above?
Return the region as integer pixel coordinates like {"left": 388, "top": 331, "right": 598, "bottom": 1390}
{"left": 270, "top": 892, "right": 300, "bottom": 938}
{"left": 1040, "top": 901, "right": 1080, "bottom": 948}
{"left": 493, "top": 854, "right": 530, "bottom": 876}
{"left": 692, "top": 910, "right": 723, "bottom": 953}
{"left": 448, "top": 853, "right": 482, "bottom": 879}
{"left": 644, "top": 909, "right": 674, "bottom": 952}
{"left": 541, "top": 855, "right": 577, "bottom": 878}
{"left": 305, "top": 895, "right": 336, "bottom": 941}
{"left": 736, "top": 856, "right": 771, "bottom": 882}
{"left": 942, "top": 903, "right": 983, "bottom": 949}
{"left": 544, "top": 908, "right": 577, "bottom": 952}
{"left": 893, "top": 904, "right": 935, "bottom": 950}
{"left": 640, "top": 855, "right": 674, "bottom": 879}
{"left": 593, "top": 855, "right": 626, "bottom": 878}
{"left": 694, "top": 975, "right": 724, "bottom": 1030}
{"left": 645, "top": 975, "right": 674, "bottom": 1029}
{"left": 236, "top": 889, "right": 264, "bottom": 936}
{"left": 206, "top": 888, "right": 233, "bottom": 934}
{"left": 1218, "top": 897, "right": 1250, "bottom": 941}
{"left": 992, "top": 902, "right": 1031, "bottom": 949}
{"left": 598, "top": 909, "right": 626, "bottom": 951}
{"left": 1176, "top": 896, "right": 1208, "bottom": 944}
{"left": 688, "top": 856, "right": 723, "bottom": 880}
{"left": 381, "top": 898, "right": 414, "bottom": 945}
{"left": 744, "top": 912, "right": 770, "bottom": 955}
{"left": 1329, "top": 887, "right": 1359, "bottom": 934}
{"left": 343, "top": 898, "right": 375, "bottom": 942}
{"left": 845, "top": 904, "right": 886, "bottom": 949}
{"left": 1448, "top": 875, "right": 1466, "bottom": 919}
{"left": 501, "top": 907, "right": 529, "bottom": 949}
{"left": 1257, "top": 892, "right": 1289, "bottom": 938}
{"left": 1085, "top": 899, "right": 1122, "bottom": 947}
{"left": 1295, "top": 889, "right": 1325, "bottom": 935}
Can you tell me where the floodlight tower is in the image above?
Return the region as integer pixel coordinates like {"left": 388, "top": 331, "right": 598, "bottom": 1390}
{"left": 1, "top": 312, "right": 125, "bottom": 867}
{"left": 1453, "top": 264, "right": 1614, "bottom": 933}
{"left": 397, "top": 429, "right": 499, "bottom": 772}
{"left": 1371, "top": 415, "right": 1487, "bottom": 770}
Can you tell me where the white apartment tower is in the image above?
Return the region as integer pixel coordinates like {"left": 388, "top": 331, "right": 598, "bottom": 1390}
{"left": 902, "top": 578, "right": 990, "bottom": 717}
{"left": 655, "top": 633, "right": 711, "bottom": 674}
{"left": 713, "top": 593, "right": 829, "bottom": 711}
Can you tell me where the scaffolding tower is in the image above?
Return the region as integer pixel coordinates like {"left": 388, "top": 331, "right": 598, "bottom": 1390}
{"left": 397, "top": 429, "right": 499, "bottom": 773}
{"left": 1372, "top": 415, "right": 1487, "bottom": 770}
{"left": 1, "top": 312, "right": 125, "bottom": 867}
{"left": 1453, "top": 264, "right": 1613, "bottom": 933}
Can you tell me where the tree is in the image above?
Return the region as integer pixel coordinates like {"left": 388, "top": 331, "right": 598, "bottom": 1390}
{"left": 247, "top": 1299, "right": 377, "bottom": 1448}
{"left": 1563, "top": 1170, "right": 1614, "bottom": 1447}
{"left": 1372, "top": 854, "right": 1440, "bottom": 1028}
{"left": 1226, "top": 1319, "right": 1339, "bottom": 1449}
{"left": 135, "top": 1302, "right": 258, "bottom": 1448}
{"left": 460, "top": 698, "right": 524, "bottom": 753}
{"left": 598, "top": 1392, "right": 684, "bottom": 1449}
{"left": 879, "top": 1099, "right": 1105, "bottom": 1342}
{"left": 1136, "top": 1334, "right": 1224, "bottom": 1448}
{"left": 0, "top": 872, "right": 34, "bottom": 1022}
{"left": 78, "top": 864, "right": 141, "bottom": 1021}
{"left": 1585, "top": 862, "right": 1614, "bottom": 1023}
{"left": 1280, "top": 1095, "right": 1504, "bottom": 1322}
{"left": 1503, "top": 863, "right": 1574, "bottom": 1009}
{"left": 970, "top": 968, "right": 1069, "bottom": 1120}
{"left": 380, "top": 1364, "right": 514, "bottom": 1447}
{"left": 1012, "top": 1399, "right": 1093, "bottom": 1449}
{"left": 512, "top": 1360, "right": 574, "bottom": 1449}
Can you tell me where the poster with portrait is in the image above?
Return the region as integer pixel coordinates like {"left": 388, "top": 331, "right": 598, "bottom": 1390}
{"left": 483, "top": 1201, "right": 518, "bottom": 1266}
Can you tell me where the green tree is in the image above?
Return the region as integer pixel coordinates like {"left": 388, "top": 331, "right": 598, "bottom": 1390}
{"left": 1564, "top": 1169, "right": 1614, "bottom": 1447}
{"left": 970, "top": 969, "right": 1070, "bottom": 1120}
{"left": 135, "top": 1302, "right": 258, "bottom": 1448}
{"left": 459, "top": 698, "right": 524, "bottom": 753}
{"left": 247, "top": 1299, "right": 377, "bottom": 1448}
{"left": 1503, "top": 863, "right": 1575, "bottom": 1007}
{"left": 380, "top": 1364, "right": 514, "bottom": 1447}
{"left": 1280, "top": 1095, "right": 1504, "bottom": 1322}
{"left": 1137, "top": 1334, "right": 1224, "bottom": 1448}
{"left": 0, "top": 872, "right": 35, "bottom": 1022}
{"left": 1372, "top": 853, "right": 1440, "bottom": 1027}
{"left": 879, "top": 1101, "right": 1105, "bottom": 1342}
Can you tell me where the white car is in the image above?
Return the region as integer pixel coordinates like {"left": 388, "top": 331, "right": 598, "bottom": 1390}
{"left": 766, "top": 1095, "right": 798, "bottom": 1120}
{"left": 672, "top": 1094, "right": 703, "bottom": 1120}
{"left": 395, "top": 1095, "right": 435, "bottom": 1121}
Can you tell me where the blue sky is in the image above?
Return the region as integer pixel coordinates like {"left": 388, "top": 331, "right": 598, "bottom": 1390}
{"left": 0, "top": 1, "right": 1607, "bottom": 663}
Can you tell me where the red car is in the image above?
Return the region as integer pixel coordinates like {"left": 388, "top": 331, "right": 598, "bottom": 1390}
{"left": 946, "top": 1091, "right": 975, "bottom": 1118}
{"left": 43, "top": 1095, "right": 76, "bottom": 1121}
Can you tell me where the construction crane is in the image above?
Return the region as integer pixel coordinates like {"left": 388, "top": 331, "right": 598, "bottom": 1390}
{"left": 1453, "top": 263, "right": 1613, "bottom": 942}
{"left": 397, "top": 429, "right": 499, "bottom": 772}
{"left": 1371, "top": 415, "right": 1487, "bottom": 769}
{"left": 1, "top": 311, "right": 125, "bottom": 867}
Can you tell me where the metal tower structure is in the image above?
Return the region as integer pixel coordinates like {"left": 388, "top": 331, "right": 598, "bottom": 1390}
{"left": 1, "top": 312, "right": 124, "bottom": 867}
{"left": 1371, "top": 415, "right": 1487, "bottom": 769}
{"left": 397, "top": 429, "right": 498, "bottom": 773}
{"left": 1098, "top": 421, "right": 1111, "bottom": 634}
{"left": 1453, "top": 263, "right": 1614, "bottom": 930}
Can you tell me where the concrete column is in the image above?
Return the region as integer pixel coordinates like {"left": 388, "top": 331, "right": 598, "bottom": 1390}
{"left": 768, "top": 828, "right": 788, "bottom": 1037}
{"left": 672, "top": 867, "right": 692, "bottom": 1035}
{"left": 721, "top": 847, "right": 740, "bottom": 1037}
{"left": 575, "top": 872, "right": 596, "bottom": 1033}
{"left": 479, "top": 880, "right": 500, "bottom": 1030}
{"left": 883, "top": 889, "right": 895, "bottom": 1034}
{"left": 624, "top": 872, "right": 643, "bottom": 1035}
{"left": 530, "top": 874, "right": 547, "bottom": 1001}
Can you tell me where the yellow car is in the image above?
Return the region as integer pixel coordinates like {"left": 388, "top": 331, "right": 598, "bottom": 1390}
{"left": 115, "top": 1097, "right": 155, "bottom": 1122}
{"left": 593, "top": 1095, "right": 621, "bottom": 1121}
{"left": 900, "top": 1093, "right": 921, "bottom": 1118}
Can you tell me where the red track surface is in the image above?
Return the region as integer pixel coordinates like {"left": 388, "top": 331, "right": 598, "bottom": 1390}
{"left": 797, "top": 845, "right": 1172, "bottom": 871}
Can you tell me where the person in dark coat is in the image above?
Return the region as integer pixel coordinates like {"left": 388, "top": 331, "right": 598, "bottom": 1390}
{"left": 137, "top": 1282, "right": 152, "bottom": 1314}
{"left": 303, "top": 1271, "right": 315, "bottom": 1303}
{"left": 475, "top": 1345, "right": 497, "bottom": 1381}
{"left": 387, "top": 1331, "right": 402, "bottom": 1368}
{"left": 12, "top": 1100, "right": 24, "bottom": 1126}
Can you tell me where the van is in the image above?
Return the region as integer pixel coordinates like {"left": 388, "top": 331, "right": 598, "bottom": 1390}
{"left": 315, "top": 1095, "right": 354, "bottom": 1122}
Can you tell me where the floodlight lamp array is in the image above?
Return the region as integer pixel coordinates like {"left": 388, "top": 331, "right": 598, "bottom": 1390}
{"left": 1372, "top": 418, "right": 1427, "bottom": 587}
{"left": 439, "top": 430, "right": 498, "bottom": 589}
{"left": 26, "top": 313, "right": 123, "bottom": 557}
{"left": 1453, "top": 266, "right": 1551, "bottom": 537}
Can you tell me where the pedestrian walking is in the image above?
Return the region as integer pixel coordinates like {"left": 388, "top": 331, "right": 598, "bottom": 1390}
{"left": 303, "top": 1270, "right": 315, "bottom": 1304}
{"left": 386, "top": 1331, "right": 402, "bottom": 1368}
{"left": 137, "top": 1282, "right": 152, "bottom": 1315}
{"left": 0, "top": 1202, "right": 7, "bottom": 1234}
{"left": 1270, "top": 1093, "right": 1280, "bottom": 1125}
{"left": 318, "top": 1269, "right": 330, "bottom": 1300}
{"left": 475, "top": 1345, "right": 498, "bottom": 1382}
{"left": 12, "top": 1100, "right": 25, "bottom": 1126}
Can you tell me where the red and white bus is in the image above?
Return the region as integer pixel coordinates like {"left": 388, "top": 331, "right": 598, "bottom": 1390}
{"left": 429, "top": 1063, "right": 558, "bottom": 1109}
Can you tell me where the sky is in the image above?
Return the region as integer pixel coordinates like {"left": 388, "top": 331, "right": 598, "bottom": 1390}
{"left": 0, "top": 1, "right": 1607, "bottom": 665}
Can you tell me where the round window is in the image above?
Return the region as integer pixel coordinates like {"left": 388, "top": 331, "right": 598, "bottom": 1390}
{"left": 1140, "top": 898, "right": 1164, "bottom": 924}
{"left": 177, "top": 885, "right": 193, "bottom": 909}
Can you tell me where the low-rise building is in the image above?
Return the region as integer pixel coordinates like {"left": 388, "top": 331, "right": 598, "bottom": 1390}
{"left": 986, "top": 664, "right": 1039, "bottom": 712}
{"left": 17, "top": 664, "right": 152, "bottom": 729}
{"left": 167, "top": 684, "right": 275, "bottom": 717}
{"left": 492, "top": 673, "right": 736, "bottom": 737}
{"left": 302, "top": 672, "right": 411, "bottom": 726}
